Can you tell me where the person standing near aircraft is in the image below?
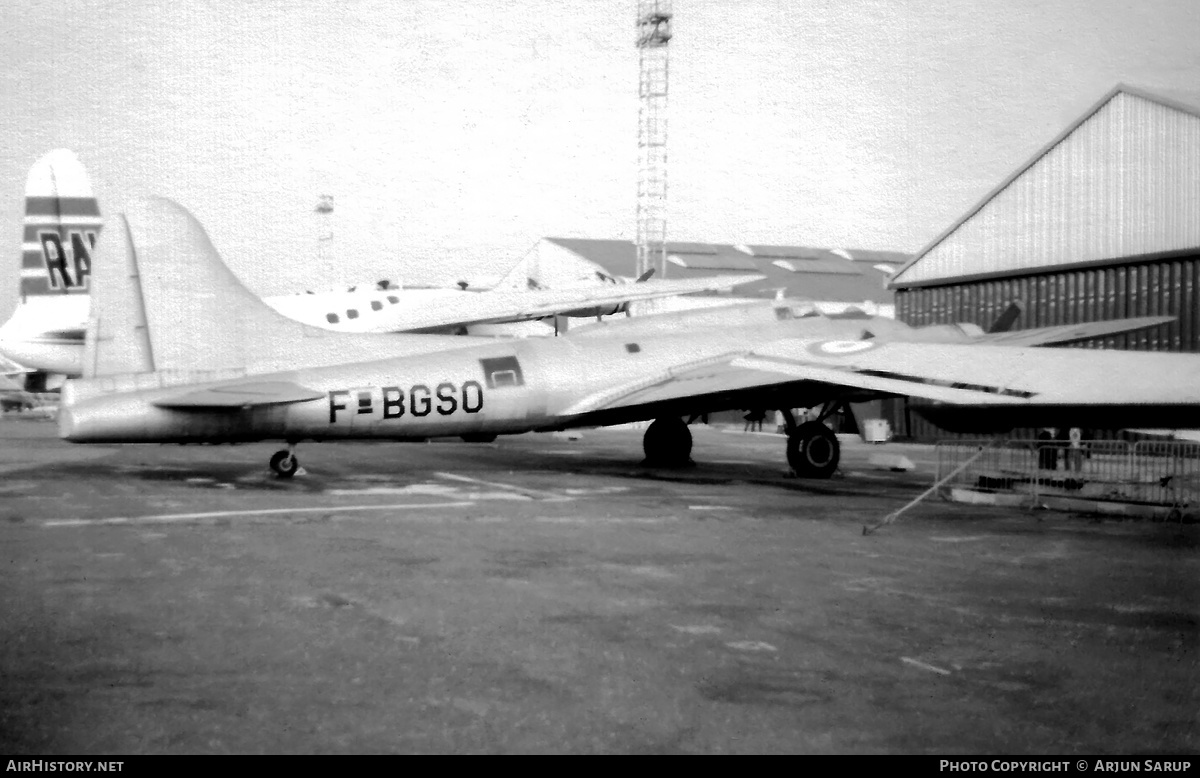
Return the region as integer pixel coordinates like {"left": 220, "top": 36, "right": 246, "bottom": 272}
{"left": 1037, "top": 428, "right": 1058, "bottom": 470}
{"left": 1067, "top": 427, "right": 1085, "bottom": 472}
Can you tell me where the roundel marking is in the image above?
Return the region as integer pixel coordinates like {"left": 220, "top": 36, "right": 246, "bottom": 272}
{"left": 807, "top": 340, "right": 877, "bottom": 356}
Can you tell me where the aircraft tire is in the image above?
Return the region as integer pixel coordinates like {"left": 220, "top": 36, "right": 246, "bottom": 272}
{"left": 643, "top": 416, "right": 693, "bottom": 467}
{"left": 460, "top": 433, "right": 498, "bottom": 443}
{"left": 270, "top": 450, "right": 299, "bottom": 478}
{"left": 786, "top": 421, "right": 839, "bottom": 478}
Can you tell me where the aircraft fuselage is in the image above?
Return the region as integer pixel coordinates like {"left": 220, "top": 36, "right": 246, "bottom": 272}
{"left": 59, "top": 320, "right": 821, "bottom": 444}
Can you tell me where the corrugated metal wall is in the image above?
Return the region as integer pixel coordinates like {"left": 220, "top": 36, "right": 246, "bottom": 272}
{"left": 894, "top": 90, "right": 1200, "bottom": 286}
{"left": 891, "top": 255, "right": 1200, "bottom": 439}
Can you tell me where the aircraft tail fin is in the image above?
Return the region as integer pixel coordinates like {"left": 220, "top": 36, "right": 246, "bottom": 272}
{"left": 987, "top": 301, "right": 1024, "bottom": 333}
{"left": 21, "top": 149, "right": 101, "bottom": 300}
{"left": 83, "top": 212, "right": 154, "bottom": 377}
{"left": 84, "top": 197, "right": 467, "bottom": 380}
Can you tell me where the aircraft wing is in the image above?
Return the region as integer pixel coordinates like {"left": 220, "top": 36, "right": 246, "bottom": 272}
{"left": 351, "top": 274, "right": 762, "bottom": 333}
{"left": 0, "top": 354, "right": 32, "bottom": 377}
{"left": 152, "top": 381, "right": 324, "bottom": 410}
{"left": 972, "top": 316, "right": 1174, "bottom": 347}
{"left": 560, "top": 337, "right": 1200, "bottom": 418}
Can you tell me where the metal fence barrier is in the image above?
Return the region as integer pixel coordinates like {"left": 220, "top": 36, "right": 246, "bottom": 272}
{"left": 935, "top": 438, "right": 1200, "bottom": 518}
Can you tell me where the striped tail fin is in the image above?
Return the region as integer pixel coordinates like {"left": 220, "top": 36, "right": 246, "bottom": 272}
{"left": 21, "top": 149, "right": 101, "bottom": 299}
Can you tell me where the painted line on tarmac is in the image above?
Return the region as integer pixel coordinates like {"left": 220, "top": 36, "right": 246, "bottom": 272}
{"left": 901, "top": 656, "right": 951, "bottom": 675}
{"left": 434, "top": 471, "right": 552, "bottom": 499}
{"left": 41, "top": 501, "right": 476, "bottom": 527}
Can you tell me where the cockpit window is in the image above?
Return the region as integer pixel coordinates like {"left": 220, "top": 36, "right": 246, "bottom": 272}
{"left": 387, "top": 296, "right": 399, "bottom": 304}
{"left": 347, "top": 309, "right": 359, "bottom": 319}
{"left": 326, "top": 313, "right": 339, "bottom": 324}
{"left": 371, "top": 300, "right": 382, "bottom": 311}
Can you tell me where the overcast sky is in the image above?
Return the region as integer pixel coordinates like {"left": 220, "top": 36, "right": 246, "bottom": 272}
{"left": 2, "top": 0, "right": 1198, "bottom": 315}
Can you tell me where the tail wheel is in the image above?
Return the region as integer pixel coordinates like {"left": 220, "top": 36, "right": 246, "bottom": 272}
{"left": 270, "top": 450, "right": 299, "bottom": 478}
{"left": 786, "top": 421, "right": 839, "bottom": 478}
{"left": 643, "top": 416, "right": 693, "bottom": 467}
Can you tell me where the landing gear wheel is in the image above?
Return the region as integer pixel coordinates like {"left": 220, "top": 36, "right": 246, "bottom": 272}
{"left": 643, "top": 416, "right": 693, "bottom": 467}
{"left": 786, "top": 421, "right": 839, "bottom": 478}
{"left": 460, "top": 433, "right": 498, "bottom": 443}
{"left": 270, "top": 449, "right": 299, "bottom": 478}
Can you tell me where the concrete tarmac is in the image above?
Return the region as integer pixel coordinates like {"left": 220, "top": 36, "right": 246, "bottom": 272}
{"left": 0, "top": 417, "right": 1196, "bottom": 754}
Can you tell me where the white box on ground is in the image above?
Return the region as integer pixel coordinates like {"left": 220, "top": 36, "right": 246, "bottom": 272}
{"left": 863, "top": 418, "right": 891, "bottom": 443}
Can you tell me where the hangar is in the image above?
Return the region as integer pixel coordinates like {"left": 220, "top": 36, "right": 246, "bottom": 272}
{"left": 518, "top": 238, "right": 905, "bottom": 317}
{"left": 888, "top": 84, "right": 1200, "bottom": 440}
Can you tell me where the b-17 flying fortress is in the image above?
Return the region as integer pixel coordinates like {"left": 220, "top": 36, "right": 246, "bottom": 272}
{"left": 51, "top": 192, "right": 1195, "bottom": 480}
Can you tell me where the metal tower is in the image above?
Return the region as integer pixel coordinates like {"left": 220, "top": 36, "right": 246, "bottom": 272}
{"left": 314, "top": 194, "right": 334, "bottom": 275}
{"left": 635, "top": 0, "right": 671, "bottom": 278}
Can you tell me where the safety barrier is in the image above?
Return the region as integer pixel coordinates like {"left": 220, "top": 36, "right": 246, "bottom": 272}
{"left": 934, "top": 438, "right": 1200, "bottom": 518}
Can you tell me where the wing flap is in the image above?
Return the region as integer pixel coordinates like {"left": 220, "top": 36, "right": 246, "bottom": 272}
{"left": 560, "top": 339, "right": 1038, "bottom": 417}
{"left": 730, "top": 355, "right": 1029, "bottom": 404}
{"left": 153, "top": 380, "right": 325, "bottom": 410}
{"left": 976, "top": 316, "right": 1173, "bottom": 347}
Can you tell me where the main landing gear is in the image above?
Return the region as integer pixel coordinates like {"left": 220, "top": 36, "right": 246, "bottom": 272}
{"left": 641, "top": 410, "right": 840, "bottom": 476}
{"left": 786, "top": 420, "right": 839, "bottom": 478}
{"left": 781, "top": 406, "right": 840, "bottom": 478}
{"left": 269, "top": 445, "right": 299, "bottom": 478}
{"left": 642, "top": 416, "right": 693, "bottom": 467}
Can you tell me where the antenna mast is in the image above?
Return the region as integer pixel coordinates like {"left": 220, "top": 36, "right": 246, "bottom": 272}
{"left": 635, "top": 0, "right": 671, "bottom": 278}
{"left": 314, "top": 194, "right": 334, "bottom": 275}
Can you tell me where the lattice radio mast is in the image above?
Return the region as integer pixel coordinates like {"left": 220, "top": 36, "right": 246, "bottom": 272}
{"left": 635, "top": 1, "right": 671, "bottom": 278}
{"left": 314, "top": 194, "right": 334, "bottom": 274}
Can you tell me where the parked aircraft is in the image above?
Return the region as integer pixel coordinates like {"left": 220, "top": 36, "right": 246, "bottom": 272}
{"left": 0, "top": 357, "right": 37, "bottom": 411}
{"left": 0, "top": 150, "right": 756, "bottom": 377}
{"left": 58, "top": 197, "right": 1192, "bottom": 479}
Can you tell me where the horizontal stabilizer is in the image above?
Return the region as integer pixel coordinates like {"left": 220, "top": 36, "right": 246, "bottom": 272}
{"left": 152, "top": 381, "right": 324, "bottom": 410}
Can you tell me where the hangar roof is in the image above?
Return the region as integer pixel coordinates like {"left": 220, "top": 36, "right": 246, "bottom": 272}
{"left": 890, "top": 84, "right": 1200, "bottom": 289}
{"left": 544, "top": 238, "right": 906, "bottom": 304}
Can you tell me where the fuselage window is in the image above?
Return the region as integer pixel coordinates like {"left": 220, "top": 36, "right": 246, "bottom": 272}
{"left": 371, "top": 300, "right": 382, "bottom": 311}
{"left": 479, "top": 355, "right": 525, "bottom": 389}
{"left": 326, "top": 313, "right": 339, "bottom": 324}
{"left": 625, "top": 343, "right": 641, "bottom": 353}
{"left": 347, "top": 309, "right": 359, "bottom": 319}
{"left": 491, "top": 370, "right": 519, "bottom": 387}
{"left": 387, "top": 296, "right": 399, "bottom": 304}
